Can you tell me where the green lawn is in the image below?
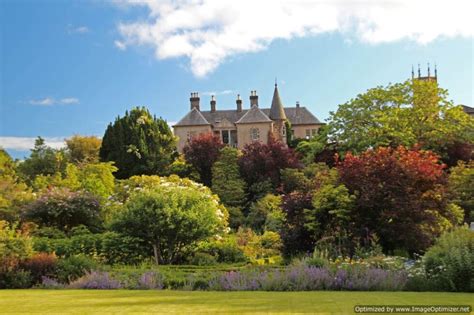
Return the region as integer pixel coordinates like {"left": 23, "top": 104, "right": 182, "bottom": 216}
{"left": 0, "top": 290, "right": 472, "bottom": 314}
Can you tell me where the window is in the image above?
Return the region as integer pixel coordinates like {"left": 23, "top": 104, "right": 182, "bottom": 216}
{"left": 187, "top": 131, "right": 197, "bottom": 140}
{"left": 250, "top": 128, "right": 260, "bottom": 141}
{"left": 305, "top": 129, "right": 311, "bottom": 139}
{"left": 282, "top": 126, "right": 286, "bottom": 136}
{"left": 222, "top": 130, "right": 230, "bottom": 144}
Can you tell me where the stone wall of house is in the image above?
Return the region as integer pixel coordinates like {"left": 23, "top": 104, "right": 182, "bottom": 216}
{"left": 236, "top": 122, "right": 273, "bottom": 149}
{"left": 292, "top": 124, "right": 323, "bottom": 140}
{"left": 174, "top": 125, "right": 212, "bottom": 153}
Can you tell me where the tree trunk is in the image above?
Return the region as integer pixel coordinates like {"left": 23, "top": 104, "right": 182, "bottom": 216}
{"left": 152, "top": 244, "right": 159, "bottom": 265}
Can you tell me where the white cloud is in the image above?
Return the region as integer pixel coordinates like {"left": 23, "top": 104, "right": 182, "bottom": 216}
{"left": 114, "top": 40, "right": 127, "bottom": 50}
{"left": 68, "top": 25, "right": 90, "bottom": 34}
{"left": 114, "top": 0, "right": 474, "bottom": 77}
{"left": 28, "top": 97, "right": 80, "bottom": 106}
{"left": 0, "top": 137, "right": 66, "bottom": 151}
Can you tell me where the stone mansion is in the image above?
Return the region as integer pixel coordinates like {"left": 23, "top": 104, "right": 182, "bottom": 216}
{"left": 173, "top": 84, "right": 324, "bottom": 152}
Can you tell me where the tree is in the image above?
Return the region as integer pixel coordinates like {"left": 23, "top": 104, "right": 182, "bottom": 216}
{"left": 17, "top": 137, "right": 68, "bottom": 183}
{"left": 239, "top": 135, "right": 301, "bottom": 192}
{"left": 448, "top": 161, "right": 474, "bottom": 223}
{"left": 183, "top": 133, "right": 224, "bottom": 187}
{"left": 111, "top": 177, "right": 228, "bottom": 264}
{"left": 66, "top": 135, "right": 102, "bottom": 164}
{"left": 327, "top": 80, "right": 474, "bottom": 160}
{"left": 280, "top": 191, "right": 314, "bottom": 257}
{"left": 212, "top": 147, "right": 247, "bottom": 228}
{"left": 23, "top": 188, "right": 102, "bottom": 233}
{"left": 305, "top": 183, "right": 355, "bottom": 257}
{"left": 337, "top": 146, "right": 463, "bottom": 253}
{"left": 0, "top": 149, "right": 34, "bottom": 221}
{"left": 246, "top": 194, "right": 282, "bottom": 233}
{"left": 100, "top": 107, "right": 177, "bottom": 179}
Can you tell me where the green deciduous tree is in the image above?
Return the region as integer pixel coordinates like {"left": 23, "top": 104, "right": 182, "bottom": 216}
{"left": 100, "top": 107, "right": 177, "bottom": 179}
{"left": 111, "top": 177, "right": 228, "bottom": 264}
{"left": 17, "top": 137, "right": 68, "bottom": 184}
{"left": 247, "top": 194, "right": 283, "bottom": 233}
{"left": 0, "top": 149, "right": 34, "bottom": 222}
{"left": 448, "top": 161, "right": 474, "bottom": 223}
{"left": 326, "top": 80, "right": 474, "bottom": 161}
{"left": 65, "top": 135, "right": 102, "bottom": 164}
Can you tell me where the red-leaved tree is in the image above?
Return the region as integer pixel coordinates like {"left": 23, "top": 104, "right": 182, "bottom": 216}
{"left": 183, "top": 133, "right": 224, "bottom": 187}
{"left": 337, "top": 146, "right": 460, "bottom": 253}
{"left": 239, "top": 136, "right": 301, "bottom": 191}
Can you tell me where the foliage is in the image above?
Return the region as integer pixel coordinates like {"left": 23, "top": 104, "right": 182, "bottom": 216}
{"left": 326, "top": 80, "right": 474, "bottom": 160}
{"left": 423, "top": 227, "right": 474, "bottom": 292}
{"left": 55, "top": 255, "right": 98, "bottom": 283}
{"left": 32, "top": 162, "right": 117, "bottom": 202}
{"left": 111, "top": 177, "right": 228, "bottom": 264}
{"left": 100, "top": 107, "right": 177, "bottom": 179}
{"left": 208, "top": 265, "right": 407, "bottom": 291}
{"left": 280, "top": 192, "right": 314, "bottom": 257}
{"left": 69, "top": 271, "right": 122, "bottom": 289}
{"left": 17, "top": 137, "right": 68, "bottom": 184}
{"left": 448, "top": 161, "right": 474, "bottom": 223}
{"left": 305, "top": 184, "right": 355, "bottom": 257}
{"left": 65, "top": 135, "right": 102, "bottom": 164}
{"left": 195, "top": 236, "right": 247, "bottom": 264}
{"left": 20, "top": 252, "right": 57, "bottom": 285}
{"left": 246, "top": 194, "right": 282, "bottom": 233}
{"left": 338, "top": 146, "right": 462, "bottom": 253}
{"left": 239, "top": 136, "right": 301, "bottom": 191}
{"left": 235, "top": 228, "right": 282, "bottom": 264}
{"left": 0, "top": 220, "right": 34, "bottom": 266}
{"left": 183, "top": 133, "right": 224, "bottom": 187}
{"left": 212, "top": 146, "right": 247, "bottom": 211}
{"left": 0, "top": 149, "right": 34, "bottom": 221}
{"left": 279, "top": 168, "right": 312, "bottom": 194}
{"left": 296, "top": 125, "right": 338, "bottom": 166}
{"left": 23, "top": 188, "right": 102, "bottom": 233}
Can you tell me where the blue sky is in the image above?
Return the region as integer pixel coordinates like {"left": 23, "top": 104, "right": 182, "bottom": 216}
{"left": 1, "top": 0, "right": 473, "bottom": 159}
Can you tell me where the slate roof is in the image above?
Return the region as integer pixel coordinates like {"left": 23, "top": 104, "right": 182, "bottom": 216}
{"left": 269, "top": 85, "right": 287, "bottom": 120}
{"left": 174, "top": 108, "right": 210, "bottom": 126}
{"left": 235, "top": 105, "right": 273, "bottom": 124}
{"left": 174, "top": 106, "right": 323, "bottom": 127}
{"left": 461, "top": 105, "right": 474, "bottom": 115}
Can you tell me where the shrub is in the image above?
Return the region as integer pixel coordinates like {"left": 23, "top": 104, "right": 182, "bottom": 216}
{"left": 196, "top": 236, "right": 247, "bottom": 263}
{"left": 137, "top": 271, "right": 165, "bottom": 289}
{"left": 40, "top": 276, "right": 64, "bottom": 289}
{"left": 0, "top": 269, "right": 32, "bottom": 289}
{"left": 111, "top": 176, "right": 228, "bottom": 264}
{"left": 20, "top": 253, "right": 57, "bottom": 285}
{"left": 423, "top": 227, "right": 474, "bottom": 292}
{"left": 208, "top": 265, "right": 407, "bottom": 291}
{"left": 190, "top": 252, "right": 218, "bottom": 266}
{"left": 22, "top": 188, "right": 102, "bottom": 233}
{"left": 56, "top": 255, "right": 98, "bottom": 283}
{"left": 68, "top": 271, "right": 122, "bottom": 289}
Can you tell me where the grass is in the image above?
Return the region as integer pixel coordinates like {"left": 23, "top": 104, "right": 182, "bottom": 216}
{"left": 0, "top": 290, "right": 472, "bottom": 314}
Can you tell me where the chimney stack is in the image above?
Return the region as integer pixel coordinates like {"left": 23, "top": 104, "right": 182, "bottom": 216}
{"left": 250, "top": 90, "right": 258, "bottom": 107}
{"left": 296, "top": 101, "right": 300, "bottom": 108}
{"left": 190, "top": 92, "right": 200, "bottom": 111}
{"left": 210, "top": 95, "right": 216, "bottom": 112}
{"left": 236, "top": 94, "right": 242, "bottom": 112}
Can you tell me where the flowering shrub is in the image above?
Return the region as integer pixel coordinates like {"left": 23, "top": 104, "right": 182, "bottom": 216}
{"left": 208, "top": 265, "right": 407, "bottom": 291}
{"left": 40, "top": 276, "right": 64, "bottom": 289}
{"left": 68, "top": 271, "right": 122, "bottom": 289}
{"left": 137, "top": 271, "right": 164, "bottom": 290}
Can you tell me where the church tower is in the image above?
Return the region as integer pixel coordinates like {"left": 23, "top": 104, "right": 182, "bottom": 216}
{"left": 269, "top": 82, "right": 287, "bottom": 144}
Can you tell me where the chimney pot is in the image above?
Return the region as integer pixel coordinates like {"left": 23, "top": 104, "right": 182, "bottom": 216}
{"left": 236, "top": 94, "right": 242, "bottom": 112}
{"left": 250, "top": 90, "right": 258, "bottom": 107}
{"left": 190, "top": 92, "right": 200, "bottom": 111}
{"left": 210, "top": 95, "right": 216, "bottom": 112}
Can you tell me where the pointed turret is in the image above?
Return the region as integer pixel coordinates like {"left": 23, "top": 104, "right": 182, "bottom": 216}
{"left": 269, "top": 83, "right": 287, "bottom": 120}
